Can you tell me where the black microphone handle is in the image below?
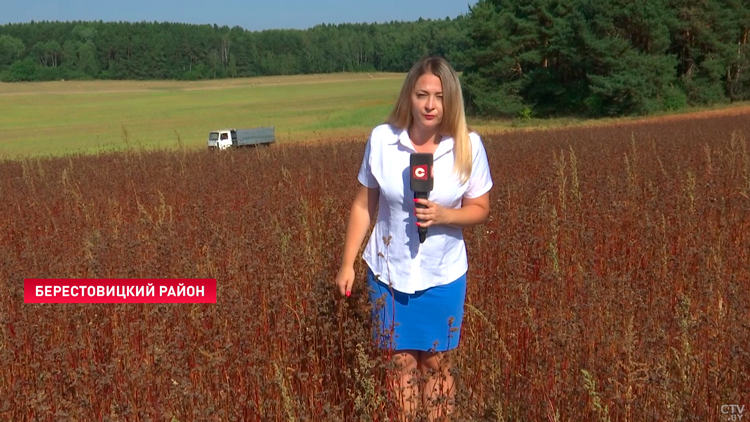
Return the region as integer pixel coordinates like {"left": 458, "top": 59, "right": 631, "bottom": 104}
{"left": 414, "top": 191, "right": 429, "bottom": 243}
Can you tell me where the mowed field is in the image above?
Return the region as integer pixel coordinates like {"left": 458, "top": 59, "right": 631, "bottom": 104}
{"left": 1, "top": 103, "right": 749, "bottom": 420}
{"left": 0, "top": 73, "right": 408, "bottom": 157}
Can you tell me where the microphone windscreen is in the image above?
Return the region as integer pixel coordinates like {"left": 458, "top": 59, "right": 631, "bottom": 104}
{"left": 410, "top": 153, "right": 433, "bottom": 192}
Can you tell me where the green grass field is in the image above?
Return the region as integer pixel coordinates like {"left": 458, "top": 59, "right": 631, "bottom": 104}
{"left": 0, "top": 73, "right": 408, "bottom": 158}
{"left": 2, "top": 72, "right": 749, "bottom": 158}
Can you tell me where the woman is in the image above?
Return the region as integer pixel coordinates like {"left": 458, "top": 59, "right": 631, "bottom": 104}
{"left": 335, "top": 56, "right": 493, "bottom": 420}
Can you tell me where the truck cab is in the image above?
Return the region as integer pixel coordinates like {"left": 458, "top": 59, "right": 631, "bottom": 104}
{"left": 207, "top": 127, "right": 275, "bottom": 150}
{"left": 207, "top": 129, "right": 234, "bottom": 150}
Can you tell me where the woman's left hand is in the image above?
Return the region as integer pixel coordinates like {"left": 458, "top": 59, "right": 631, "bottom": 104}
{"left": 413, "top": 198, "right": 449, "bottom": 228}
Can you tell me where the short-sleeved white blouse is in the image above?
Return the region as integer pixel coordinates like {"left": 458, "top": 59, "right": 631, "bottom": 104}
{"left": 357, "top": 123, "right": 493, "bottom": 294}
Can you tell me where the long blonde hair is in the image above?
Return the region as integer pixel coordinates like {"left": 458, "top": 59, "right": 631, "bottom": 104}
{"left": 386, "top": 56, "right": 472, "bottom": 184}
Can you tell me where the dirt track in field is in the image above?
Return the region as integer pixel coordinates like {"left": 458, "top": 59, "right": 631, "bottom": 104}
{"left": 471, "top": 103, "right": 750, "bottom": 138}
{"left": 0, "top": 73, "right": 404, "bottom": 97}
{"left": 601, "top": 104, "right": 750, "bottom": 126}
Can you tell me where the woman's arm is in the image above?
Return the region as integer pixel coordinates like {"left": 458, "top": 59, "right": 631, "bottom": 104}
{"left": 445, "top": 192, "right": 490, "bottom": 228}
{"left": 414, "top": 191, "right": 490, "bottom": 229}
{"left": 336, "top": 185, "right": 379, "bottom": 296}
{"left": 340, "top": 185, "right": 379, "bottom": 267}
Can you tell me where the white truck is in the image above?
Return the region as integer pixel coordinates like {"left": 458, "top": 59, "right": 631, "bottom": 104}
{"left": 207, "top": 127, "right": 275, "bottom": 150}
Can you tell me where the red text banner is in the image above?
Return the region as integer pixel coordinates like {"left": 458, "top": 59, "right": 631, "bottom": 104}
{"left": 24, "top": 279, "right": 217, "bottom": 304}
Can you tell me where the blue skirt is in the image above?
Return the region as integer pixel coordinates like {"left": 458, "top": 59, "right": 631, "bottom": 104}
{"left": 367, "top": 267, "right": 466, "bottom": 352}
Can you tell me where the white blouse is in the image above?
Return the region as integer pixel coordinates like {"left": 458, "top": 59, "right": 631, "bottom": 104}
{"left": 357, "top": 123, "right": 493, "bottom": 294}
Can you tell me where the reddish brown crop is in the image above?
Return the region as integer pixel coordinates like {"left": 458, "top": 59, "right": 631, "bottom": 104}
{"left": 1, "top": 112, "right": 749, "bottom": 421}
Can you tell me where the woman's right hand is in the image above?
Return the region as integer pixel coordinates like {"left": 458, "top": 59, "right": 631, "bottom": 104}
{"left": 335, "top": 265, "right": 355, "bottom": 297}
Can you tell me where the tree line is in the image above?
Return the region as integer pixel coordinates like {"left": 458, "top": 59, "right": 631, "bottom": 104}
{"left": 0, "top": 18, "right": 468, "bottom": 81}
{"left": 1, "top": 0, "right": 748, "bottom": 117}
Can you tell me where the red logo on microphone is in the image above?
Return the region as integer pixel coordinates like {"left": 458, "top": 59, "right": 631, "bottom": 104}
{"left": 412, "top": 165, "right": 428, "bottom": 181}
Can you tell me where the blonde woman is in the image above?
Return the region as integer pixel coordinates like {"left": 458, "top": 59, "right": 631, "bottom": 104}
{"left": 335, "top": 56, "right": 493, "bottom": 420}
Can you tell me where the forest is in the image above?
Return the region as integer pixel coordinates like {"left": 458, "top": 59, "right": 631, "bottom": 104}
{"left": 1, "top": 0, "right": 748, "bottom": 117}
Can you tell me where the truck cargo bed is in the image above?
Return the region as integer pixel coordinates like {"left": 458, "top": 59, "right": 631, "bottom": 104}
{"left": 234, "top": 127, "right": 275, "bottom": 146}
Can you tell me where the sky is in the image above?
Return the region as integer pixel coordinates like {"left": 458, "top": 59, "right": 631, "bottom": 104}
{"left": 2, "top": 0, "right": 479, "bottom": 31}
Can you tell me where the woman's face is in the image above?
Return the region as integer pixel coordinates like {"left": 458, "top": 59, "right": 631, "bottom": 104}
{"left": 411, "top": 73, "right": 444, "bottom": 132}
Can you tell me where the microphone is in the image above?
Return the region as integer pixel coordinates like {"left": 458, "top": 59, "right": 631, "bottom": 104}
{"left": 410, "top": 153, "right": 434, "bottom": 244}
